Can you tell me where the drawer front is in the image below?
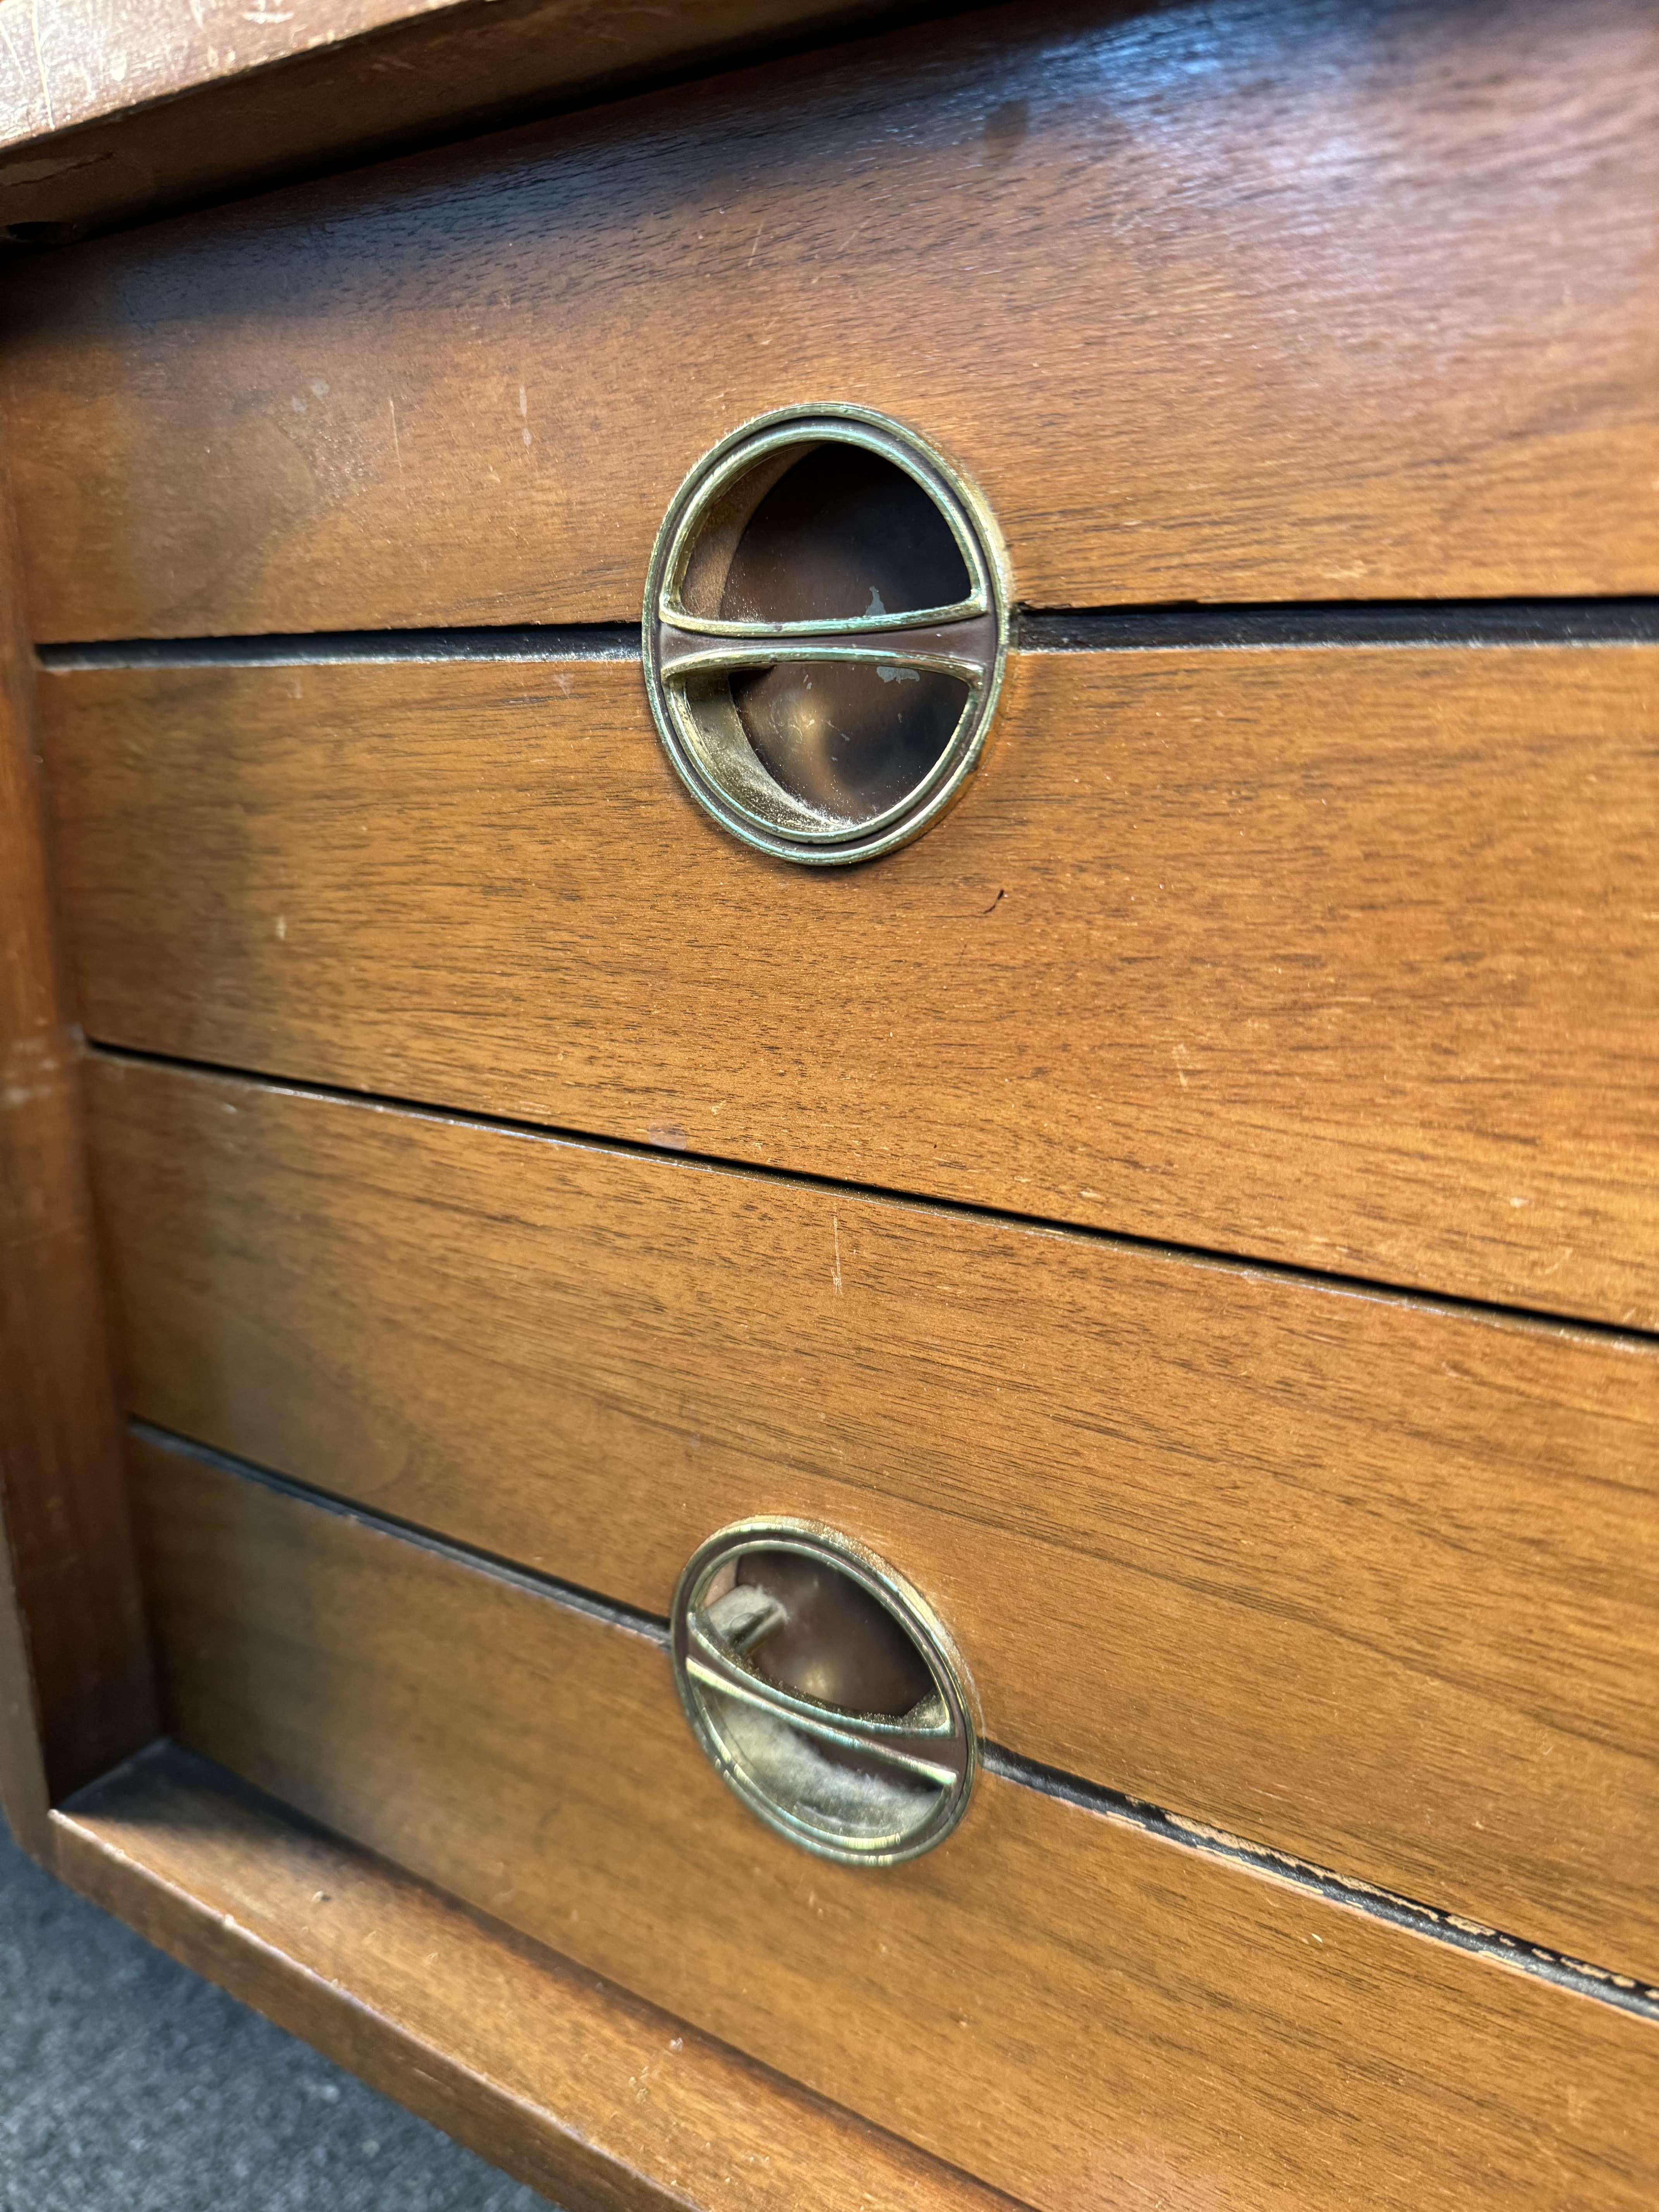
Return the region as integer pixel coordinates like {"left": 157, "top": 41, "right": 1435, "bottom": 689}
{"left": 132, "top": 1431, "right": 1659, "bottom": 2212}
{"left": 53, "top": 645, "right": 1659, "bottom": 1325}
{"left": 90, "top": 1056, "right": 1659, "bottom": 1979}
{"left": 6, "top": 0, "right": 1657, "bottom": 641}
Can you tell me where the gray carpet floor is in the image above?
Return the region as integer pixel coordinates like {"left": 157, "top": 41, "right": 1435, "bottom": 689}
{"left": 0, "top": 1814, "right": 557, "bottom": 2211}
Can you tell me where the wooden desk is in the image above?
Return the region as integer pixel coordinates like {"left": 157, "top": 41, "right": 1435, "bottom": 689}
{"left": 2, "top": 4, "right": 1655, "bottom": 2205}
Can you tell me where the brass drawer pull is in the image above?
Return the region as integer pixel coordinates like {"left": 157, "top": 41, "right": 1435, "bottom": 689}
{"left": 670, "top": 1518, "right": 979, "bottom": 1864}
{"left": 644, "top": 407, "right": 1010, "bottom": 865}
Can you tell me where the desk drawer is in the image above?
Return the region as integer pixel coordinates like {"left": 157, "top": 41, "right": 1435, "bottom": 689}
{"left": 132, "top": 1431, "right": 1659, "bottom": 2212}
{"left": 51, "top": 643, "right": 1659, "bottom": 1325}
{"left": 4, "top": 0, "right": 1656, "bottom": 641}
{"left": 89, "top": 1054, "right": 1659, "bottom": 1981}
{"left": 6, "top": 0, "right": 1658, "bottom": 2203}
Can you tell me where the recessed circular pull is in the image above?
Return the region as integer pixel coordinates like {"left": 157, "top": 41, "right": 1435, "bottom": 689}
{"left": 643, "top": 406, "right": 1011, "bottom": 866}
{"left": 670, "top": 1518, "right": 979, "bottom": 1865}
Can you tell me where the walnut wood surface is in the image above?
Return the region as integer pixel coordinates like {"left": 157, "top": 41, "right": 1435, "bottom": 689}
{"left": 0, "top": 0, "right": 916, "bottom": 240}
{"left": 0, "top": 0, "right": 480, "bottom": 146}
{"left": 47, "top": 646, "right": 1659, "bottom": 1327}
{"left": 90, "top": 1057, "right": 1659, "bottom": 1975}
{"left": 56, "top": 1745, "right": 1015, "bottom": 2212}
{"left": 6, "top": 0, "right": 1657, "bottom": 640}
{"left": 0, "top": 472, "right": 153, "bottom": 1842}
{"left": 0, "top": 1492, "right": 49, "bottom": 1862}
{"left": 132, "top": 1433, "right": 1659, "bottom": 2212}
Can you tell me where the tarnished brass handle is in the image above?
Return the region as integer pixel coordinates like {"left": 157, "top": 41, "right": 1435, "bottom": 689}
{"left": 643, "top": 406, "right": 1011, "bottom": 866}
{"left": 670, "top": 1519, "right": 979, "bottom": 1867}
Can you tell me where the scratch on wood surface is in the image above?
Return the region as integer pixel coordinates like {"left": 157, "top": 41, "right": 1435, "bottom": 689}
{"left": 27, "top": 0, "right": 53, "bottom": 131}
{"left": 0, "top": 18, "right": 33, "bottom": 124}
{"left": 1, "top": 1032, "right": 59, "bottom": 1109}
{"left": 831, "top": 1212, "right": 843, "bottom": 1295}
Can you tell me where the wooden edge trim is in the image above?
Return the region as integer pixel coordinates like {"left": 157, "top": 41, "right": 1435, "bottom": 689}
{"left": 0, "top": 1518, "right": 50, "bottom": 1865}
{"left": 0, "top": 448, "right": 156, "bottom": 1815}
{"left": 0, "top": 0, "right": 952, "bottom": 244}
{"left": 52, "top": 1744, "right": 1025, "bottom": 2212}
{"left": 0, "top": 447, "right": 53, "bottom": 1866}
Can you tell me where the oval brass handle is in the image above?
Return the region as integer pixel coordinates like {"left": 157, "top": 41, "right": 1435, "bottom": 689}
{"left": 669, "top": 1518, "right": 979, "bottom": 1867}
{"left": 643, "top": 406, "right": 1011, "bottom": 867}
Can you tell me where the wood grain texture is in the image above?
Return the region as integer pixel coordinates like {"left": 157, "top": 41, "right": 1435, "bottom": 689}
{"left": 0, "top": 0, "right": 918, "bottom": 240}
{"left": 0, "top": 0, "right": 473, "bottom": 146}
{"left": 88, "top": 1055, "right": 1659, "bottom": 1978}
{"left": 132, "top": 1433, "right": 1659, "bottom": 2212}
{"left": 46, "top": 645, "right": 1659, "bottom": 1326}
{"left": 0, "top": 468, "right": 154, "bottom": 1833}
{"left": 89, "top": 1057, "right": 1659, "bottom": 1976}
{"left": 0, "top": 1484, "right": 50, "bottom": 1862}
{"left": 6, "top": 0, "right": 1657, "bottom": 640}
{"left": 56, "top": 1745, "right": 1017, "bottom": 2212}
